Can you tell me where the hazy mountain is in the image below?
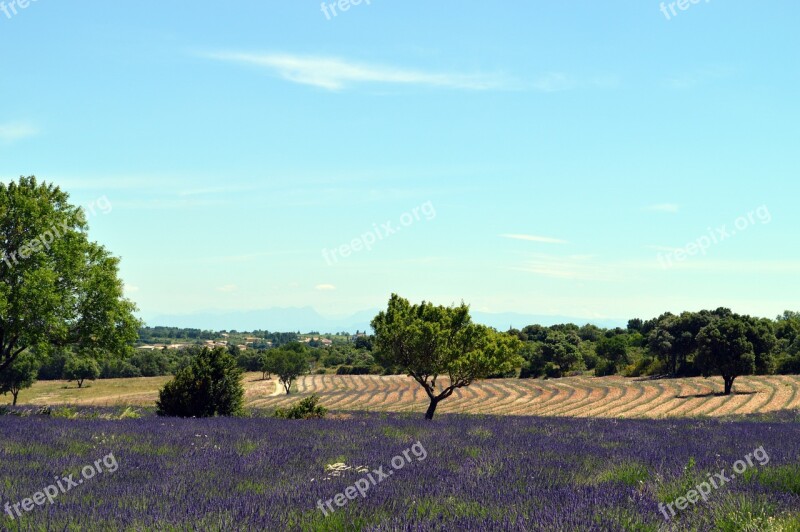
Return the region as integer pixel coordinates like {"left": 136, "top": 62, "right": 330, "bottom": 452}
{"left": 144, "top": 307, "right": 626, "bottom": 333}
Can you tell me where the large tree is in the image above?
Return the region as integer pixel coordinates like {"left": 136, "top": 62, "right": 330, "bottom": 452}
{"left": 371, "top": 294, "right": 523, "bottom": 420}
{"left": 695, "top": 317, "right": 757, "bottom": 395}
{"left": 0, "top": 177, "right": 140, "bottom": 375}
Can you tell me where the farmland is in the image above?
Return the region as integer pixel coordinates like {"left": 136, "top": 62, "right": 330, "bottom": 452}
{"left": 1, "top": 410, "right": 799, "bottom": 530}
{"left": 13, "top": 374, "right": 800, "bottom": 419}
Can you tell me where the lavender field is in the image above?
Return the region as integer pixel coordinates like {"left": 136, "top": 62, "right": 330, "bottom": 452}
{"left": 1, "top": 409, "right": 799, "bottom": 531}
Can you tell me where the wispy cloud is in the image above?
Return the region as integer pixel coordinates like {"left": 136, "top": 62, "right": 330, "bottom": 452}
{"left": 315, "top": 284, "right": 337, "bottom": 291}
{"left": 531, "top": 72, "right": 574, "bottom": 92}
{"left": 666, "top": 65, "right": 736, "bottom": 90}
{"left": 500, "top": 234, "right": 568, "bottom": 244}
{"left": 510, "top": 254, "right": 613, "bottom": 281}
{"left": 646, "top": 203, "right": 680, "bottom": 213}
{"left": 216, "top": 284, "right": 238, "bottom": 293}
{"left": 0, "top": 122, "right": 38, "bottom": 142}
{"left": 646, "top": 245, "right": 683, "bottom": 253}
{"left": 203, "top": 52, "right": 507, "bottom": 91}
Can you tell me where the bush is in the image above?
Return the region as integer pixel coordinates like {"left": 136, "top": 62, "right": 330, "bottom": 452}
{"left": 594, "top": 359, "right": 618, "bottom": 377}
{"left": 544, "top": 362, "right": 562, "bottom": 379}
{"left": 274, "top": 395, "right": 327, "bottom": 420}
{"left": 101, "top": 359, "right": 142, "bottom": 379}
{"left": 621, "top": 357, "right": 655, "bottom": 378}
{"left": 778, "top": 355, "right": 800, "bottom": 375}
{"left": 335, "top": 365, "right": 376, "bottom": 375}
{"left": 156, "top": 347, "right": 244, "bottom": 418}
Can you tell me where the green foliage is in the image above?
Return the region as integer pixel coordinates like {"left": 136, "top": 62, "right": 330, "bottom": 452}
{"left": 156, "top": 347, "right": 244, "bottom": 417}
{"left": 264, "top": 348, "right": 309, "bottom": 394}
{"left": 696, "top": 317, "right": 759, "bottom": 394}
{"left": 62, "top": 356, "right": 100, "bottom": 388}
{"left": 592, "top": 463, "right": 650, "bottom": 486}
{"left": 596, "top": 335, "right": 631, "bottom": 368}
{"left": 0, "top": 177, "right": 141, "bottom": 376}
{"left": 540, "top": 330, "right": 582, "bottom": 376}
{"left": 371, "top": 294, "right": 523, "bottom": 419}
{"left": 594, "top": 358, "right": 618, "bottom": 377}
{"left": 100, "top": 358, "right": 142, "bottom": 379}
{"left": 744, "top": 464, "right": 800, "bottom": 495}
{"left": 0, "top": 351, "right": 39, "bottom": 404}
{"left": 273, "top": 394, "right": 327, "bottom": 420}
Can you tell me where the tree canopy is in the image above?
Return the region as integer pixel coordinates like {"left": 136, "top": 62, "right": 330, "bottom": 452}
{"left": 265, "top": 348, "right": 309, "bottom": 394}
{"left": 371, "top": 294, "right": 522, "bottom": 419}
{"left": 0, "top": 177, "right": 140, "bottom": 377}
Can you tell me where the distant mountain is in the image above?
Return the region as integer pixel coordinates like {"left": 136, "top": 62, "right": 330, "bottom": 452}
{"left": 144, "top": 307, "right": 626, "bottom": 333}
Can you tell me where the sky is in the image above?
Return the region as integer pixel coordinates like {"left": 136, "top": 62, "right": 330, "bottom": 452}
{"left": 1, "top": 1, "right": 799, "bottom": 327}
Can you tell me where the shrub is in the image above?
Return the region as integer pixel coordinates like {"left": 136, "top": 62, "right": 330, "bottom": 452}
{"left": 156, "top": 347, "right": 244, "bottom": 418}
{"left": 274, "top": 394, "right": 327, "bottom": 420}
{"left": 101, "top": 358, "right": 142, "bottom": 379}
{"left": 778, "top": 355, "right": 800, "bottom": 375}
{"left": 544, "top": 362, "right": 562, "bottom": 379}
{"left": 594, "top": 359, "right": 618, "bottom": 377}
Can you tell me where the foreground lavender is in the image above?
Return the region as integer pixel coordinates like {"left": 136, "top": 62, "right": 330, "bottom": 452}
{"left": 0, "top": 409, "right": 798, "bottom": 531}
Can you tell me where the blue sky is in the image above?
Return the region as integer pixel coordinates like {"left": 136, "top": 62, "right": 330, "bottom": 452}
{"left": 1, "top": 1, "right": 798, "bottom": 326}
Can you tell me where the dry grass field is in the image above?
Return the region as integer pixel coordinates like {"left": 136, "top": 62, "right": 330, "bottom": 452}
{"left": 11, "top": 373, "right": 800, "bottom": 418}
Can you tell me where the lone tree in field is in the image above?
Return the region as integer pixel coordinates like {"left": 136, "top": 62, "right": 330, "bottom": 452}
{"left": 371, "top": 294, "right": 523, "bottom": 420}
{"left": 63, "top": 355, "right": 101, "bottom": 389}
{"left": 0, "top": 351, "right": 39, "bottom": 405}
{"left": 265, "top": 347, "right": 309, "bottom": 394}
{"left": 695, "top": 315, "right": 774, "bottom": 395}
{"left": 0, "top": 177, "right": 140, "bottom": 378}
{"left": 157, "top": 347, "right": 244, "bottom": 417}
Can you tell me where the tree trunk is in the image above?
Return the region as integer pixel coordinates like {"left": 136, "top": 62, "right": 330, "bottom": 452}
{"left": 723, "top": 375, "right": 736, "bottom": 395}
{"left": 424, "top": 397, "right": 440, "bottom": 420}
{"left": 12, "top": 391, "right": 18, "bottom": 406}
{"left": 77, "top": 379, "right": 84, "bottom": 389}
{"left": 284, "top": 381, "right": 291, "bottom": 394}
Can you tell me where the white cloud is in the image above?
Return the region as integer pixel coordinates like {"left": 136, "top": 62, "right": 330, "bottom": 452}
{"left": 510, "top": 254, "right": 613, "bottom": 281}
{"left": 216, "top": 284, "right": 238, "bottom": 293}
{"left": 645, "top": 245, "right": 684, "bottom": 253}
{"left": 0, "top": 122, "right": 38, "bottom": 142}
{"left": 531, "top": 72, "right": 574, "bottom": 92}
{"left": 204, "top": 52, "right": 507, "bottom": 91}
{"left": 646, "top": 203, "right": 680, "bottom": 213}
{"left": 500, "top": 234, "right": 568, "bottom": 244}
{"left": 315, "top": 284, "right": 337, "bottom": 291}
{"left": 124, "top": 284, "right": 140, "bottom": 294}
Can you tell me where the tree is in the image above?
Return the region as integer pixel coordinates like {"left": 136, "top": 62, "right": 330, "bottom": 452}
{"left": 596, "top": 335, "right": 631, "bottom": 372}
{"left": 265, "top": 349, "right": 309, "bottom": 394}
{"left": 0, "top": 351, "right": 39, "bottom": 405}
{"left": 63, "top": 356, "right": 100, "bottom": 388}
{"left": 540, "top": 330, "right": 582, "bottom": 377}
{"left": 371, "top": 294, "right": 523, "bottom": 420}
{"left": 0, "top": 177, "right": 140, "bottom": 377}
{"left": 156, "top": 347, "right": 244, "bottom": 417}
{"left": 695, "top": 317, "right": 756, "bottom": 395}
